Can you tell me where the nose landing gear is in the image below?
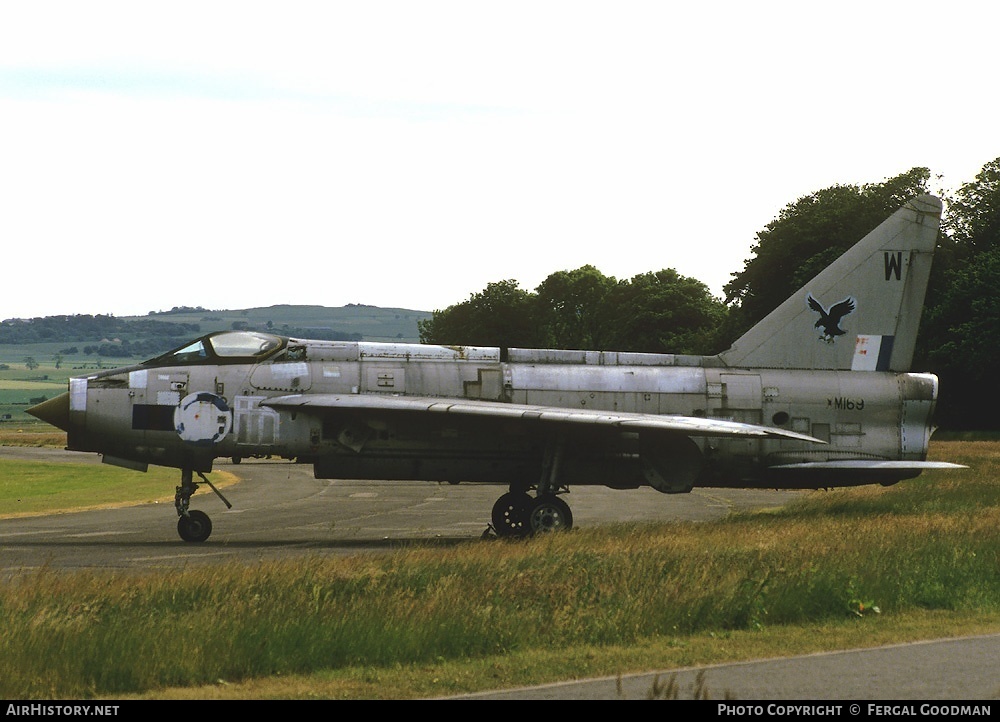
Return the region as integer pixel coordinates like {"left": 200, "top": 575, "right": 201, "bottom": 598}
{"left": 174, "top": 468, "right": 233, "bottom": 542}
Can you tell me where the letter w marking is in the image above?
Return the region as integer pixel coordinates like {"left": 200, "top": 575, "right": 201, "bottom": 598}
{"left": 884, "top": 251, "right": 903, "bottom": 281}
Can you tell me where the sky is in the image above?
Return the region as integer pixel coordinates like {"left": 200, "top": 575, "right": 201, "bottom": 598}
{"left": 1, "top": 1, "right": 997, "bottom": 320}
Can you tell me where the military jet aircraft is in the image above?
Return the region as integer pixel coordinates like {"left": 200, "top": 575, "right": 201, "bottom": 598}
{"left": 28, "top": 194, "right": 964, "bottom": 542}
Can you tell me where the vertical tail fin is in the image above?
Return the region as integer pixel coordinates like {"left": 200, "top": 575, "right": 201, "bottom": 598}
{"left": 718, "top": 194, "right": 942, "bottom": 371}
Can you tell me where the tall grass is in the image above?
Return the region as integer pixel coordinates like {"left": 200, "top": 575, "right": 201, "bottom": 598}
{"left": 0, "top": 441, "right": 995, "bottom": 699}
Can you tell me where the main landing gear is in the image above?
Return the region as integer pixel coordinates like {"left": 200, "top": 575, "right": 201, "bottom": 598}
{"left": 491, "top": 490, "right": 573, "bottom": 537}
{"left": 489, "top": 435, "right": 574, "bottom": 538}
{"left": 174, "top": 468, "right": 233, "bottom": 542}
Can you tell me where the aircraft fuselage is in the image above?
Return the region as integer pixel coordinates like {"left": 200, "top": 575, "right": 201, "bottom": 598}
{"left": 48, "top": 334, "right": 938, "bottom": 492}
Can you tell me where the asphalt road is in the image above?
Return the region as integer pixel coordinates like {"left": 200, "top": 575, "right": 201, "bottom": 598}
{"left": 2, "top": 446, "right": 997, "bottom": 701}
{"left": 448, "top": 634, "right": 1000, "bottom": 700}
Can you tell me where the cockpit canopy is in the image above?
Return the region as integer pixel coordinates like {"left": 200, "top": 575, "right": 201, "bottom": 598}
{"left": 146, "top": 331, "right": 286, "bottom": 366}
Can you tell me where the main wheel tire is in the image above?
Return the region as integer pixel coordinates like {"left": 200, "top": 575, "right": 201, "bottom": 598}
{"left": 526, "top": 494, "right": 573, "bottom": 534}
{"left": 177, "top": 509, "right": 213, "bottom": 543}
{"left": 492, "top": 491, "right": 532, "bottom": 538}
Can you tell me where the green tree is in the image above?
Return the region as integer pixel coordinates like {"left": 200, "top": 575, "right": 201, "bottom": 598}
{"left": 921, "top": 248, "right": 1000, "bottom": 429}
{"left": 723, "top": 168, "right": 932, "bottom": 342}
{"left": 420, "top": 269, "right": 727, "bottom": 355}
{"left": 418, "top": 280, "right": 544, "bottom": 348}
{"left": 23, "top": 356, "right": 38, "bottom": 371}
{"left": 918, "top": 158, "right": 1000, "bottom": 429}
{"left": 534, "top": 265, "right": 617, "bottom": 349}
{"left": 602, "top": 270, "right": 728, "bottom": 354}
{"left": 944, "top": 158, "right": 1000, "bottom": 256}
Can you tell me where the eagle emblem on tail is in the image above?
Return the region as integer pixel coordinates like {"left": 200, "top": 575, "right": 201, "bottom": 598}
{"left": 807, "top": 294, "right": 855, "bottom": 343}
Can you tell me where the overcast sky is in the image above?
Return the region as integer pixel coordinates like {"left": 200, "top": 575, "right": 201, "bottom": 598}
{"left": 1, "top": 1, "right": 997, "bottom": 320}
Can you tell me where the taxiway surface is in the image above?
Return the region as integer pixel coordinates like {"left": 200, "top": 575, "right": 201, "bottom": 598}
{"left": 0, "top": 446, "right": 803, "bottom": 574}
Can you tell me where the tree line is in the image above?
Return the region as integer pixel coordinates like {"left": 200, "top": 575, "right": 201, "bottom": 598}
{"left": 418, "top": 160, "right": 1000, "bottom": 430}
{"left": 0, "top": 315, "right": 201, "bottom": 351}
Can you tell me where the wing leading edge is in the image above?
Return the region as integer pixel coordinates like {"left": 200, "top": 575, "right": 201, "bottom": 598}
{"left": 261, "top": 393, "right": 825, "bottom": 443}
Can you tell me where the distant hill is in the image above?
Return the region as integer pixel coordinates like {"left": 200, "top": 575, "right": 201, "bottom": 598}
{"left": 137, "top": 304, "right": 432, "bottom": 343}
{"left": 0, "top": 305, "right": 433, "bottom": 364}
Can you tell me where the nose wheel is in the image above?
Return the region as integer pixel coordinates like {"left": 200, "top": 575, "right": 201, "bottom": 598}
{"left": 177, "top": 509, "right": 212, "bottom": 543}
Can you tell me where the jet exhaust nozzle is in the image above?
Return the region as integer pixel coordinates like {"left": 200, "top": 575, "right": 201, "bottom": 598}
{"left": 26, "top": 392, "right": 72, "bottom": 432}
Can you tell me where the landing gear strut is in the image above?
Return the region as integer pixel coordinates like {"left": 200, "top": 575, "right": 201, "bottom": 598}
{"left": 174, "top": 468, "right": 233, "bottom": 542}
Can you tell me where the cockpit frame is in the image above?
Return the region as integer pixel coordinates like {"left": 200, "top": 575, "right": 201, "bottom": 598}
{"left": 144, "top": 331, "right": 287, "bottom": 367}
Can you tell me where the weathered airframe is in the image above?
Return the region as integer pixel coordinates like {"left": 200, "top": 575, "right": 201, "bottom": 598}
{"left": 29, "top": 194, "right": 964, "bottom": 541}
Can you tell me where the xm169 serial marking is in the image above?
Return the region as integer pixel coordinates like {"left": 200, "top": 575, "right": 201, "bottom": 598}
{"left": 829, "top": 397, "right": 865, "bottom": 410}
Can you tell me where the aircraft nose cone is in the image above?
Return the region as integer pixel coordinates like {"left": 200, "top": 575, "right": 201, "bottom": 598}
{"left": 27, "top": 392, "right": 72, "bottom": 431}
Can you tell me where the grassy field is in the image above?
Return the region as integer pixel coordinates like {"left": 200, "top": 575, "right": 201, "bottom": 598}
{"left": 0, "top": 357, "right": 75, "bottom": 424}
{"left": 0, "top": 457, "right": 210, "bottom": 517}
{"left": 0, "top": 427, "right": 66, "bottom": 449}
{"left": 0, "top": 438, "right": 995, "bottom": 700}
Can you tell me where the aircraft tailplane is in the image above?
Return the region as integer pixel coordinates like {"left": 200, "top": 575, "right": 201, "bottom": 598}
{"left": 718, "top": 194, "right": 942, "bottom": 372}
